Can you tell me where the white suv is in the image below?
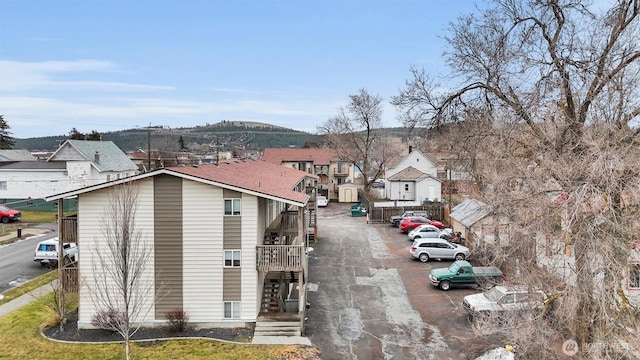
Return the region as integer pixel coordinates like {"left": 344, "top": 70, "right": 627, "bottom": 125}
{"left": 409, "top": 238, "right": 470, "bottom": 263}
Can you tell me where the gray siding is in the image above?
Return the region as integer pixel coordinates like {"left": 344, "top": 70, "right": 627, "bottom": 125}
{"left": 154, "top": 174, "right": 183, "bottom": 319}
{"left": 223, "top": 268, "right": 242, "bottom": 301}
{"left": 223, "top": 189, "right": 242, "bottom": 198}
{"left": 222, "top": 189, "right": 242, "bottom": 302}
{"left": 224, "top": 217, "right": 241, "bottom": 248}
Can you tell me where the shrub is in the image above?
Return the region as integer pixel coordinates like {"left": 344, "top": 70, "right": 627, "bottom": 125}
{"left": 166, "top": 309, "right": 189, "bottom": 333}
{"left": 90, "top": 308, "right": 124, "bottom": 332}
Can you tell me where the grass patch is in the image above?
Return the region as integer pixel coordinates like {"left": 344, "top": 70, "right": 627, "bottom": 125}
{"left": 0, "top": 271, "right": 58, "bottom": 306}
{"left": 0, "top": 293, "right": 320, "bottom": 360}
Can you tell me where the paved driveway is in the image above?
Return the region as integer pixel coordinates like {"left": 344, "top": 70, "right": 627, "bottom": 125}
{"left": 305, "top": 204, "right": 494, "bottom": 360}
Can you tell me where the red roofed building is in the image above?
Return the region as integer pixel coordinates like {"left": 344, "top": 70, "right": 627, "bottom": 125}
{"left": 46, "top": 159, "right": 318, "bottom": 336}
{"left": 262, "top": 148, "right": 356, "bottom": 201}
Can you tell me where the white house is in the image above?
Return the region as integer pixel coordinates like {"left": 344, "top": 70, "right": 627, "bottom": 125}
{"left": 46, "top": 160, "right": 318, "bottom": 334}
{"left": 0, "top": 140, "right": 138, "bottom": 201}
{"left": 385, "top": 146, "right": 441, "bottom": 202}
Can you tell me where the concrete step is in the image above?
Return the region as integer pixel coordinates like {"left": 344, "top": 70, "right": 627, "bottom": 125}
{"left": 255, "top": 321, "right": 300, "bottom": 328}
{"left": 254, "top": 330, "right": 302, "bottom": 337}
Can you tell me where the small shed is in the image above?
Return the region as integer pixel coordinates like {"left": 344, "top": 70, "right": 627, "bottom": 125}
{"left": 338, "top": 183, "right": 360, "bottom": 203}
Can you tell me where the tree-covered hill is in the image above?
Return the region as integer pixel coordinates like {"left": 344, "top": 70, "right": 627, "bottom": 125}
{"left": 14, "top": 121, "right": 323, "bottom": 152}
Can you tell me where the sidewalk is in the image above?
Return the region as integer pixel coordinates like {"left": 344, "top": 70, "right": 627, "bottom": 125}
{"left": 0, "top": 222, "right": 56, "bottom": 244}
{"left": 0, "top": 280, "right": 57, "bottom": 318}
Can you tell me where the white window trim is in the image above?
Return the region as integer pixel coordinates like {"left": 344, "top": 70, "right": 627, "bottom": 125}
{"left": 224, "top": 249, "right": 241, "bottom": 267}
{"left": 224, "top": 198, "right": 241, "bottom": 216}
{"left": 224, "top": 301, "right": 241, "bottom": 319}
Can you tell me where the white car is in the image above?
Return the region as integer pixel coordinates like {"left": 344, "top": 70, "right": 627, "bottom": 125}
{"left": 407, "top": 224, "right": 442, "bottom": 241}
{"left": 317, "top": 196, "right": 328, "bottom": 207}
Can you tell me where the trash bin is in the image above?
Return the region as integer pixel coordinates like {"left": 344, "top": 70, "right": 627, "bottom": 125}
{"left": 351, "top": 204, "right": 364, "bottom": 217}
{"left": 17, "top": 228, "right": 22, "bottom": 238}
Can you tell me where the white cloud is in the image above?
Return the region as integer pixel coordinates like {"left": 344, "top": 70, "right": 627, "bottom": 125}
{"left": 0, "top": 60, "right": 169, "bottom": 92}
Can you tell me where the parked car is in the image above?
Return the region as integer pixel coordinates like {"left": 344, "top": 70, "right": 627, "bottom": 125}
{"left": 399, "top": 216, "right": 432, "bottom": 233}
{"left": 407, "top": 224, "right": 442, "bottom": 240}
{"left": 462, "top": 285, "right": 547, "bottom": 320}
{"left": 410, "top": 238, "right": 471, "bottom": 263}
{"left": 33, "top": 238, "right": 78, "bottom": 267}
{"left": 389, "top": 211, "right": 431, "bottom": 227}
{"left": 317, "top": 196, "right": 328, "bottom": 207}
{"left": 428, "top": 260, "right": 503, "bottom": 291}
{"left": 0, "top": 205, "right": 21, "bottom": 223}
{"left": 425, "top": 219, "right": 446, "bottom": 230}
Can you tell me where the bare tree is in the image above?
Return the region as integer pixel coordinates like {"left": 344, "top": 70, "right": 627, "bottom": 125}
{"left": 393, "top": 0, "right": 640, "bottom": 357}
{"left": 318, "top": 89, "right": 402, "bottom": 192}
{"left": 89, "top": 181, "right": 156, "bottom": 360}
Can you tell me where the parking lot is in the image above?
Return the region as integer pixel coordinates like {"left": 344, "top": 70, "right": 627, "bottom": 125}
{"left": 305, "top": 203, "right": 496, "bottom": 360}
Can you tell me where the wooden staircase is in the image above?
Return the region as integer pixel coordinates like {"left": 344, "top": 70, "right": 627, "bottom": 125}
{"left": 261, "top": 274, "right": 282, "bottom": 313}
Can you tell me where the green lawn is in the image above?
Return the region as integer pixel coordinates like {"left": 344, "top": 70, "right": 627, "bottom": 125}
{"left": 0, "top": 274, "right": 319, "bottom": 359}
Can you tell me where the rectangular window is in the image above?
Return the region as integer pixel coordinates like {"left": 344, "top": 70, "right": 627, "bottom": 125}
{"left": 0, "top": 181, "right": 6, "bottom": 190}
{"left": 224, "top": 250, "right": 241, "bottom": 267}
{"left": 298, "top": 162, "right": 307, "bottom": 171}
{"left": 630, "top": 263, "right": 640, "bottom": 289}
{"left": 106, "top": 175, "right": 111, "bottom": 182}
{"left": 224, "top": 301, "right": 241, "bottom": 319}
{"left": 545, "top": 235, "right": 553, "bottom": 257}
{"left": 405, "top": 184, "right": 409, "bottom": 191}
{"left": 224, "top": 199, "right": 241, "bottom": 215}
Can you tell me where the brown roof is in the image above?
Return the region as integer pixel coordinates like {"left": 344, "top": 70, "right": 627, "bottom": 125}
{"left": 261, "top": 148, "right": 337, "bottom": 165}
{"left": 166, "top": 159, "right": 317, "bottom": 205}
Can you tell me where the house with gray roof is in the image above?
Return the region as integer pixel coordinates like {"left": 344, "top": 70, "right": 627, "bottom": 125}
{"left": 0, "top": 149, "right": 37, "bottom": 162}
{"left": 385, "top": 146, "right": 442, "bottom": 202}
{"left": 0, "top": 140, "right": 138, "bottom": 206}
{"left": 449, "top": 199, "right": 511, "bottom": 247}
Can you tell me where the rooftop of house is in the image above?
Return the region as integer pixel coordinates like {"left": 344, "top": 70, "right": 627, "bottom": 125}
{"left": 0, "top": 150, "right": 37, "bottom": 162}
{"left": 261, "top": 148, "right": 338, "bottom": 166}
{"left": 167, "top": 159, "right": 319, "bottom": 205}
{"left": 49, "top": 139, "right": 139, "bottom": 172}
{"left": 387, "top": 166, "right": 431, "bottom": 181}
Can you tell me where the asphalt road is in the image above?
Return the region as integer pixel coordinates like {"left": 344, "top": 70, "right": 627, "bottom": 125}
{"left": 306, "top": 204, "right": 496, "bottom": 360}
{"left": 0, "top": 232, "right": 57, "bottom": 293}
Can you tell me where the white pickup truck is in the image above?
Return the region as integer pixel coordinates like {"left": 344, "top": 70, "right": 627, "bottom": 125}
{"left": 33, "top": 238, "right": 78, "bottom": 267}
{"left": 462, "top": 285, "right": 546, "bottom": 319}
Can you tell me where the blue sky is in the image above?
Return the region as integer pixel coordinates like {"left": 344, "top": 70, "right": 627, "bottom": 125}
{"left": 1, "top": 1, "right": 478, "bottom": 139}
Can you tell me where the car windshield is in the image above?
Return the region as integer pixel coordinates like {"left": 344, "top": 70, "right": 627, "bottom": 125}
{"left": 448, "top": 262, "right": 460, "bottom": 273}
{"left": 485, "top": 287, "right": 506, "bottom": 302}
{"left": 0, "top": 206, "right": 9, "bottom": 211}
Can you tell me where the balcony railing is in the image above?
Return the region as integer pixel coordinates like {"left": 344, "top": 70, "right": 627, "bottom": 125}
{"left": 333, "top": 168, "right": 349, "bottom": 177}
{"left": 256, "top": 245, "right": 304, "bottom": 272}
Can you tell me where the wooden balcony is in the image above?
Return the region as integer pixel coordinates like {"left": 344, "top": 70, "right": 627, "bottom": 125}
{"left": 256, "top": 245, "right": 304, "bottom": 272}
{"left": 266, "top": 210, "right": 300, "bottom": 242}
{"left": 333, "top": 168, "right": 349, "bottom": 177}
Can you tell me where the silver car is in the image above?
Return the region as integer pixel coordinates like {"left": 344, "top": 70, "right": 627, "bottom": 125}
{"left": 407, "top": 224, "right": 442, "bottom": 241}
{"left": 409, "top": 238, "right": 470, "bottom": 263}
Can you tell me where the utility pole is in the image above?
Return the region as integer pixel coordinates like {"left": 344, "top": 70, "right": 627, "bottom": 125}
{"left": 147, "top": 124, "right": 151, "bottom": 171}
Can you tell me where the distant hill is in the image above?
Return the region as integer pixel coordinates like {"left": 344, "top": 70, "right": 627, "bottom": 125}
{"left": 14, "top": 121, "right": 324, "bottom": 152}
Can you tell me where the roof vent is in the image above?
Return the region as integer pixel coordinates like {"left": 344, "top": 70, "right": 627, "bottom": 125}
{"left": 94, "top": 151, "right": 100, "bottom": 163}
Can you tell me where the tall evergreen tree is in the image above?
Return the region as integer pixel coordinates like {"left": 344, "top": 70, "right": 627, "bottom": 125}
{"left": 68, "top": 128, "right": 85, "bottom": 140}
{"left": 0, "top": 115, "right": 16, "bottom": 149}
